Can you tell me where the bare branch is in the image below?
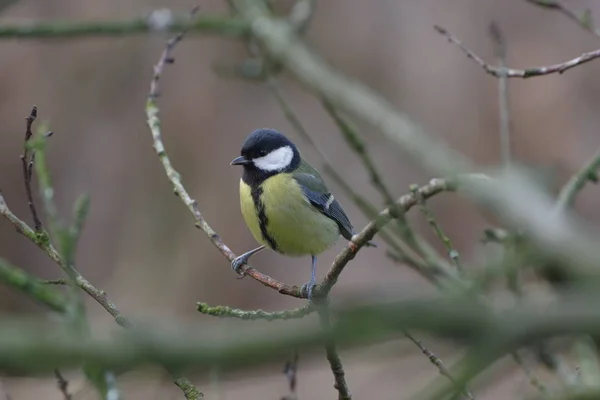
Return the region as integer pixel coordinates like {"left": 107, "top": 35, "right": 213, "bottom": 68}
{"left": 403, "top": 331, "right": 474, "bottom": 399}
{"left": 435, "top": 25, "right": 600, "bottom": 78}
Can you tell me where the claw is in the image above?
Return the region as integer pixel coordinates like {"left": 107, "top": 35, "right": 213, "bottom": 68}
{"left": 230, "top": 246, "right": 266, "bottom": 278}
{"left": 301, "top": 282, "right": 316, "bottom": 299}
{"left": 231, "top": 255, "right": 248, "bottom": 277}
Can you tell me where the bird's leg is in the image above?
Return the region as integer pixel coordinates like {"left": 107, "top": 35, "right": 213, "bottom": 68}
{"left": 301, "top": 255, "right": 318, "bottom": 299}
{"left": 231, "top": 245, "right": 266, "bottom": 276}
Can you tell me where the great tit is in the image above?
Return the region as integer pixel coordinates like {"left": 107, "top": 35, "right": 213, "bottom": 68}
{"left": 230, "top": 128, "right": 361, "bottom": 298}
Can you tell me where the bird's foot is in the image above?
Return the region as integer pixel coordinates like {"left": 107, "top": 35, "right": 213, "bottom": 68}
{"left": 231, "top": 254, "right": 250, "bottom": 277}
{"left": 301, "top": 281, "right": 316, "bottom": 299}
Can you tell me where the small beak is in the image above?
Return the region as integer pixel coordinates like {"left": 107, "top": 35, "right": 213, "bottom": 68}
{"left": 230, "top": 156, "right": 251, "bottom": 166}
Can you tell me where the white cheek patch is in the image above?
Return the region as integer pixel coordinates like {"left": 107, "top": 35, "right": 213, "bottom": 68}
{"left": 253, "top": 146, "right": 294, "bottom": 171}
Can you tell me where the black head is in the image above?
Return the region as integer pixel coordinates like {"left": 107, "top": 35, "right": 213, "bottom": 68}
{"left": 231, "top": 128, "right": 301, "bottom": 186}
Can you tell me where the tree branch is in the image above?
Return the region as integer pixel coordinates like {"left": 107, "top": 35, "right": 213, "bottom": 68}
{"left": 0, "top": 14, "right": 248, "bottom": 39}
{"left": 232, "top": 1, "right": 600, "bottom": 289}
{"left": 2, "top": 293, "right": 600, "bottom": 374}
{"left": 435, "top": 25, "right": 600, "bottom": 78}
{"left": 197, "top": 302, "right": 314, "bottom": 321}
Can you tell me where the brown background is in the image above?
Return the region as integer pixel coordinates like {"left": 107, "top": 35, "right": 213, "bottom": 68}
{"left": 1, "top": 0, "right": 599, "bottom": 398}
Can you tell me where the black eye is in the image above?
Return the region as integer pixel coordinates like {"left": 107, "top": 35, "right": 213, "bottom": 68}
{"left": 258, "top": 150, "right": 267, "bottom": 157}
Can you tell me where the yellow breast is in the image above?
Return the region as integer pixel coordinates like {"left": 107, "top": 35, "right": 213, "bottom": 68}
{"left": 239, "top": 174, "right": 340, "bottom": 256}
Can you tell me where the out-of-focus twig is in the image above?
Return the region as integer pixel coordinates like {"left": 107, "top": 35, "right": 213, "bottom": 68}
{"left": 316, "top": 302, "right": 351, "bottom": 400}
{"left": 525, "top": 0, "right": 600, "bottom": 38}
{"left": 321, "top": 100, "right": 450, "bottom": 272}
{"left": 403, "top": 331, "right": 474, "bottom": 399}
{"left": 489, "top": 22, "right": 512, "bottom": 166}
{"left": 435, "top": 25, "right": 600, "bottom": 78}
{"left": 512, "top": 351, "right": 550, "bottom": 397}
{"left": 282, "top": 350, "right": 299, "bottom": 400}
{"left": 54, "top": 370, "right": 72, "bottom": 400}
{"left": 20, "top": 106, "right": 44, "bottom": 232}
{"left": 555, "top": 148, "right": 600, "bottom": 211}
{"left": 410, "top": 185, "right": 464, "bottom": 273}
{"left": 0, "top": 14, "right": 248, "bottom": 39}
{"left": 0, "top": 257, "right": 67, "bottom": 313}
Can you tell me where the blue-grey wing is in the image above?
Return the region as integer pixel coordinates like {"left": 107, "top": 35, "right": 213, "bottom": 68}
{"left": 293, "top": 173, "right": 355, "bottom": 241}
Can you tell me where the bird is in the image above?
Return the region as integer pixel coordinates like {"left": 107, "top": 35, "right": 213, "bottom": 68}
{"left": 230, "top": 128, "right": 366, "bottom": 298}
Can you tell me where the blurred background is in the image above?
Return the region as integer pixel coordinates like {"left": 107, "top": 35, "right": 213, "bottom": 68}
{"left": 1, "top": 0, "right": 599, "bottom": 398}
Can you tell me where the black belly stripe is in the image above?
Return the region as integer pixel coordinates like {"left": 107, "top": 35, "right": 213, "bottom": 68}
{"left": 250, "top": 185, "right": 279, "bottom": 251}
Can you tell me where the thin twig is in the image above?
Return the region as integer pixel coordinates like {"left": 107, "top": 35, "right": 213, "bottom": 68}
{"left": 321, "top": 100, "right": 433, "bottom": 259}
{"left": 489, "top": 22, "right": 512, "bottom": 166}
{"left": 403, "top": 331, "right": 474, "bottom": 399}
{"left": 525, "top": 0, "right": 600, "bottom": 38}
{"left": 512, "top": 351, "right": 550, "bottom": 396}
{"left": 410, "top": 185, "right": 464, "bottom": 273}
{"left": 317, "top": 177, "right": 461, "bottom": 298}
{"left": 44, "top": 278, "right": 68, "bottom": 285}
{"left": 54, "top": 370, "right": 72, "bottom": 400}
{"left": 20, "top": 106, "right": 43, "bottom": 232}
{"left": 197, "top": 303, "right": 314, "bottom": 320}
{"left": 282, "top": 350, "right": 299, "bottom": 400}
{"left": 435, "top": 25, "right": 600, "bottom": 78}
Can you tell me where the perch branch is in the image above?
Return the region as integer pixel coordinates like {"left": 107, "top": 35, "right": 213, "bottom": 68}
{"left": 144, "top": 18, "right": 304, "bottom": 298}
{"left": 232, "top": 2, "right": 600, "bottom": 287}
